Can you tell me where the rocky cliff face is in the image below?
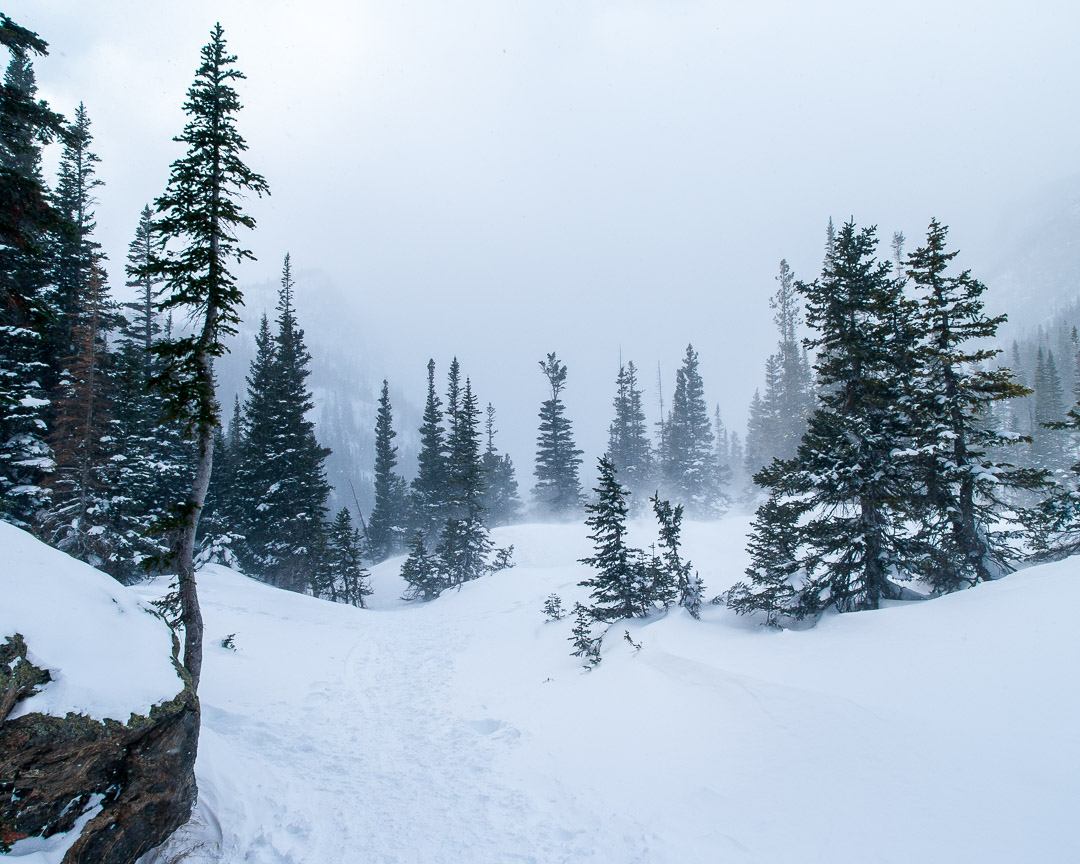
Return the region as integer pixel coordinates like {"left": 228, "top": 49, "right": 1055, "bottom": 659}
{"left": 1, "top": 633, "right": 199, "bottom": 864}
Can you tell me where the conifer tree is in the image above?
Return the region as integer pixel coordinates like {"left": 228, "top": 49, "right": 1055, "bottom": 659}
{"left": 651, "top": 492, "right": 700, "bottom": 616}
{"left": 39, "top": 263, "right": 120, "bottom": 570}
{"left": 367, "top": 379, "right": 407, "bottom": 560}
{"left": 326, "top": 507, "right": 372, "bottom": 607}
{"left": 727, "top": 495, "right": 803, "bottom": 626}
{"left": 235, "top": 255, "right": 330, "bottom": 591}
{"left": 739, "top": 221, "right": 915, "bottom": 617}
{"left": 479, "top": 403, "right": 523, "bottom": 527}
{"left": 0, "top": 19, "right": 66, "bottom": 525}
{"left": 409, "top": 359, "right": 448, "bottom": 538}
{"left": 436, "top": 375, "right": 491, "bottom": 585}
{"left": 606, "top": 360, "right": 653, "bottom": 513}
{"left": 145, "top": 23, "right": 269, "bottom": 690}
{"left": 579, "top": 456, "right": 652, "bottom": 621}
{"left": 661, "top": 345, "right": 724, "bottom": 516}
{"left": 401, "top": 530, "right": 444, "bottom": 601}
{"left": 904, "top": 219, "right": 1040, "bottom": 592}
{"left": 1033, "top": 347, "right": 1067, "bottom": 472}
{"left": 534, "top": 352, "right": 584, "bottom": 517}
{"left": 48, "top": 102, "right": 104, "bottom": 366}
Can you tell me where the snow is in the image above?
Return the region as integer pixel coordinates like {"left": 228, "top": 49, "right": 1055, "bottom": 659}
{"left": 0, "top": 522, "right": 184, "bottom": 723}
{"left": 127, "top": 514, "right": 1079, "bottom": 863}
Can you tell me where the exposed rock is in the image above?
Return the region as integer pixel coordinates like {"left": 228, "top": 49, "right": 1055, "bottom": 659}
{"left": 0, "top": 634, "right": 199, "bottom": 864}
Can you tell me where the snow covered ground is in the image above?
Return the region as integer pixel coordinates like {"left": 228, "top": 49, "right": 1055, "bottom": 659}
{"left": 119, "top": 514, "right": 1079, "bottom": 864}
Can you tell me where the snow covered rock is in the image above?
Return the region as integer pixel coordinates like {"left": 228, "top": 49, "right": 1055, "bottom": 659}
{"left": 0, "top": 523, "right": 198, "bottom": 864}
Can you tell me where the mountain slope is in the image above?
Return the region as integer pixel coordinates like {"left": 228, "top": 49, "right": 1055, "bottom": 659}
{"left": 137, "top": 517, "right": 1077, "bottom": 863}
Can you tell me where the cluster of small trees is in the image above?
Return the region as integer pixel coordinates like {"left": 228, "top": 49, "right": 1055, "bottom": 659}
{"left": 605, "top": 346, "right": 730, "bottom": 518}
{"left": 569, "top": 456, "right": 705, "bottom": 664}
{"left": 359, "top": 358, "right": 521, "bottom": 600}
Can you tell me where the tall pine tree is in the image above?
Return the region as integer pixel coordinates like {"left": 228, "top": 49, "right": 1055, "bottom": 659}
{"left": 145, "top": 23, "right": 269, "bottom": 690}
{"left": 367, "top": 379, "right": 407, "bottom": 560}
{"left": 533, "top": 352, "right": 584, "bottom": 517}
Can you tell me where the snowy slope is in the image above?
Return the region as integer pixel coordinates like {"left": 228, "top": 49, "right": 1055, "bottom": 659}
{"left": 0, "top": 522, "right": 184, "bottom": 723}
{"left": 136, "top": 516, "right": 1078, "bottom": 864}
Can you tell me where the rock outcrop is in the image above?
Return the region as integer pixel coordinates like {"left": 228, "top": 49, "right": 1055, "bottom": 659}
{"left": 0, "top": 633, "right": 199, "bottom": 863}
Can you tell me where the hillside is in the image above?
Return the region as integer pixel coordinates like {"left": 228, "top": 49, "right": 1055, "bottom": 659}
{"left": 120, "top": 516, "right": 1079, "bottom": 864}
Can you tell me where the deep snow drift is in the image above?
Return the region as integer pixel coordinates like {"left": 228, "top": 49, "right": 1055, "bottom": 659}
{"left": 114, "top": 514, "right": 1080, "bottom": 864}
{"left": 0, "top": 522, "right": 183, "bottom": 723}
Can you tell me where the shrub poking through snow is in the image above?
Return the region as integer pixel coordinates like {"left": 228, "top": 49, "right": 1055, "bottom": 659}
{"left": 569, "top": 603, "right": 602, "bottom": 667}
{"left": 542, "top": 594, "right": 565, "bottom": 621}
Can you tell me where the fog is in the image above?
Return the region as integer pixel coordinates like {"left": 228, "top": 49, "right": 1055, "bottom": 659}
{"left": 10, "top": 0, "right": 1080, "bottom": 476}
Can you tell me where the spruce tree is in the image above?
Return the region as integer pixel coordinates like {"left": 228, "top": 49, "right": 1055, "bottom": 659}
{"left": 479, "top": 403, "right": 524, "bottom": 527}
{"left": 145, "top": 23, "right": 269, "bottom": 690}
{"left": 326, "top": 507, "right": 372, "bottom": 607}
{"left": 651, "top": 492, "right": 699, "bottom": 616}
{"left": 905, "top": 219, "right": 1040, "bottom": 592}
{"left": 367, "top": 379, "right": 407, "bottom": 559}
{"left": 605, "top": 360, "right": 653, "bottom": 513}
{"left": 409, "top": 359, "right": 448, "bottom": 538}
{"left": 579, "top": 456, "right": 652, "bottom": 621}
{"left": 727, "top": 494, "right": 803, "bottom": 626}
{"left": 235, "top": 255, "right": 330, "bottom": 591}
{"left": 739, "top": 221, "right": 915, "bottom": 617}
{"left": 0, "top": 19, "right": 66, "bottom": 525}
{"left": 534, "top": 352, "right": 584, "bottom": 517}
{"left": 401, "top": 530, "right": 445, "bottom": 601}
{"left": 661, "top": 345, "right": 724, "bottom": 516}
{"left": 436, "top": 375, "right": 491, "bottom": 585}
{"left": 1033, "top": 347, "right": 1067, "bottom": 472}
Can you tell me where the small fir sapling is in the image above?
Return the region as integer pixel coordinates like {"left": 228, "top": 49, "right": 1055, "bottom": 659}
{"left": 569, "top": 602, "right": 602, "bottom": 667}
{"left": 489, "top": 545, "right": 515, "bottom": 572}
{"left": 542, "top": 593, "right": 565, "bottom": 621}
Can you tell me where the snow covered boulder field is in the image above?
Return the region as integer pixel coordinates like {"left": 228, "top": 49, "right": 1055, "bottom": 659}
{"left": 134, "top": 515, "right": 1078, "bottom": 864}
{"left": 0, "top": 522, "right": 198, "bottom": 864}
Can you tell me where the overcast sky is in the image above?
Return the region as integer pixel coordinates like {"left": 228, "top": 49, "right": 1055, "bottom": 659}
{"left": 8, "top": 0, "right": 1080, "bottom": 474}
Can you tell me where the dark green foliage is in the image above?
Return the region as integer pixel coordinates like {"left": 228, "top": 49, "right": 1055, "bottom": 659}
{"left": 651, "top": 492, "right": 700, "bottom": 616}
{"left": 367, "top": 380, "right": 407, "bottom": 560}
{"left": 727, "top": 495, "right": 803, "bottom": 626}
{"left": 533, "top": 352, "right": 584, "bottom": 517}
{"left": 740, "top": 221, "right": 913, "bottom": 617}
{"left": 434, "top": 373, "right": 491, "bottom": 586}
{"left": 409, "top": 359, "right": 448, "bottom": 538}
{"left": 325, "top": 507, "right": 372, "bottom": 607}
{"left": 233, "top": 256, "right": 331, "bottom": 591}
{"left": 579, "top": 456, "right": 656, "bottom": 621}
{"left": 904, "top": 219, "right": 1040, "bottom": 592}
{"left": 542, "top": 593, "right": 565, "bottom": 621}
{"left": 0, "top": 22, "right": 66, "bottom": 525}
{"left": 401, "top": 530, "right": 445, "bottom": 601}
{"left": 145, "top": 23, "right": 268, "bottom": 691}
{"left": 569, "top": 602, "right": 602, "bottom": 666}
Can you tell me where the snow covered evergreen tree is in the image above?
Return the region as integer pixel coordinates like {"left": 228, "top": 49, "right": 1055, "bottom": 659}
{"left": 738, "top": 221, "right": 915, "bottom": 617}
{"left": 0, "top": 22, "right": 65, "bottom": 525}
{"left": 325, "top": 507, "right": 372, "bottom": 607}
{"left": 435, "top": 372, "right": 491, "bottom": 585}
{"left": 401, "top": 530, "right": 445, "bottom": 601}
{"left": 904, "top": 219, "right": 1039, "bottom": 592}
{"left": 651, "top": 493, "right": 700, "bottom": 616}
{"left": 533, "top": 352, "right": 584, "bottom": 517}
{"left": 409, "top": 359, "right": 449, "bottom": 538}
{"left": 605, "top": 360, "right": 653, "bottom": 514}
{"left": 235, "top": 255, "right": 331, "bottom": 591}
{"left": 727, "top": 494, "right": 803, "bottom": 626}
{"left": 579, "top": 456, "right": 653, "bottom": 621}
{"left": 367, "top": 380, "right": 407, "bottom": 560}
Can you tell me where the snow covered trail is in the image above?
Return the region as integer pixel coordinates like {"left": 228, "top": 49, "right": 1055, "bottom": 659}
{"left": 136, "top": 517, "right": 1079, "bottom": 863}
